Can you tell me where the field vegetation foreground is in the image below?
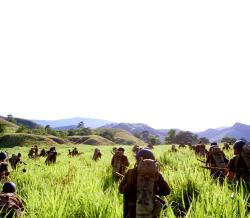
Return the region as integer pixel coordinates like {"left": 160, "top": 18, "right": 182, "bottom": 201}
{"left": 1, "top": 145, "right": 250, "bottom": 218}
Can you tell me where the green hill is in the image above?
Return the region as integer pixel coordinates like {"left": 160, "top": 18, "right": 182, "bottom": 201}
{"left": 98, "top": 128, "right": 146, "bottom": 146}
{"left": 47, "top": 135, "right": 68, "bottom": 144}
{"left": 0, "top": 117, "right": 19, "bottom": 134}
{"left": 14, "top": 117, "right": 41, "bottom": 129}
{"left": 0, "top": 133, "right": 60, "bottom": 148}
{"left": 0, "top": 117, "right": 18, "bottom": 128}
{"left": 68, "top": 135, "right": 114, "bottom": 145}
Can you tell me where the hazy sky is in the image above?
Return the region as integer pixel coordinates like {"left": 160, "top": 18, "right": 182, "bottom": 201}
{"left": 0, "top": 1, "right": 250, "bottom": 131}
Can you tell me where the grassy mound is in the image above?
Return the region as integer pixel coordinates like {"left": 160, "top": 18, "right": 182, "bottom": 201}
{"left": 47, "top": 136, "right": 67, "bottom": 144}
{"left": 0, "top": 133, "right": 58, "bottom": 148}
{"left": 0, "top": 117, "right": 18, "bottom": 128}
{"left": 68, "top": 136, "right": 90, "bottom": 144}
{"left": 98, "top": 128, "right": 146, "bottom": 146}
{"left": 68, "top": 135, "right": 114, "bottom": 145}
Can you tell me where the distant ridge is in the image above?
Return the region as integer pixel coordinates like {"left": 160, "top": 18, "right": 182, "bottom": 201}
{"left": 198, "top": 122, "right": 250, "bottom": 141}
{"left": 34, "top": 117, "right": 114, "bottom": 129}
{"left": 100, "top": 122, "right": 180, "bottom": 142}
{"left": 3, "top": 116, "right": 250, "bottom": 142}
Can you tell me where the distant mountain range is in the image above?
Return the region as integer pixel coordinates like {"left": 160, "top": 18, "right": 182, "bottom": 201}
{"left": 34, "top": 117, "right": 114, "bottom": 129}
{"left": 198, "top": 122, "right": 250, "bottom": 142}
{"left": 34, "top": 117, "right": 250, "bottom": 142}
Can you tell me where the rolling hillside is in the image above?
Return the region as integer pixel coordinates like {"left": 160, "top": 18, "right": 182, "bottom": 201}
{"left": 0, "top": 117, "right": 18, "bottom": 128}
{"left": 97, "top": 128, "right": 146, "bottom": 146}
{"left": 100, "top": 123, "right": 180, "bottom": 142}
{"left": 0, "top": 133, "right": 60, "bottom": 147}
{"left": 68, "top": 135, "right": 114, "bottom": 145}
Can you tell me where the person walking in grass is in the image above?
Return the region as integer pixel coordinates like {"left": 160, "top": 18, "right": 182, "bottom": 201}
{"left": 45, "top": 147, "right": 57, "bottom": 165}
{"left": 0, "top": 182, "right": 24, "bottom": 218}
{"left": 92, "top": 148, "right": 102, "bottom": 161}
{"left": 119, "top": 148, "right": 171, "bottom": 218}
{"left": 0, "top": 152, "right": 10, "bottom": 181}
{"left": 111, "top": 147, "right": 129, "bottom": 179}
{"left": 206, "top": 142, "right": 228, "bottom": 183}
{"left": 9, "top": 153, "right": 24, "bottom": 170}
{"left": 227, "top": 140, "right": 250, "bottom": 182}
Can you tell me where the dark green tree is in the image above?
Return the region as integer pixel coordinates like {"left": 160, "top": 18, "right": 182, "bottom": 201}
{"left": 175, "top": 131, "right": 198, "bottom": 145}
{"left": 99, "top": 130, "right": 114, "bottom": 141}
{"left": 16, "top": 125, "right": 28, "bottom": 133}
{"left": 148, "top": 136, "right": 160, "bottom": 145}
{"left": 164, "top": 129, "right": 176, "bottom": 144}
{"left": 199, "top": 137, "right": 210, "bottom": 144}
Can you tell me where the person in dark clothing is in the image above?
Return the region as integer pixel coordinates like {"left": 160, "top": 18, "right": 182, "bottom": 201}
{"left": 92, "top": 148, "right": 102, "bottom": 161}
{"left": 206, "top": 142, "right": 228, "bottom": 183}
{"left": 111, "top": 147, "right": 129, "bottom": 179}
{"left": 0, "top": 182, "right": 24, "bottom": 218}
{"left": 45, "top": 147, "right": 57, "bottom": 165}
{"left": 227, "top": 140, "right": 250, "bottom": 182}
{"left": 28, "top": 148, "right": 35, "bottom": 159}
{"left": 119, "top": 148, "right": 171, "bottom": 218}
{"left": 9, "top": 153, "right": 23, "bottom": 170}
{"left": 39, "top": 149, "right": 47, "bottom": 157}
{"left": 0, "top": 152, "right": 9, "bottom": 181}
{"left": 195, "top": 142, "right": 207, "bottom": 157}
{"left": 34, "top": 146, "right": 39, "bottom": 157}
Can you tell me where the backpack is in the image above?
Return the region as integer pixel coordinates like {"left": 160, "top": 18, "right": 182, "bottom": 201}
{"left": 241, "top": 144, "right": 250, "bottom": 169}
{"left": 10, "top": 156, "right": 19, "bottom": 167}
{"left": 136, "top": 159, "right": 159, "bottom": 218}
{"left": 112, "top": 151, "right": 123, "bottom": 174}
{"left": 93, "top": 149, "right": 101, "bottom": 161}
{"left": 210, "top": 147, "right": 226, "bottom": 168}
{"left": 46, "top": 152, "right": 57, "bottom": 165}
{"left": 0, "top": 193, "right": 21, "bottom": 218}
{"left": 0, "top": 163, "right": 8, "bottom": 177}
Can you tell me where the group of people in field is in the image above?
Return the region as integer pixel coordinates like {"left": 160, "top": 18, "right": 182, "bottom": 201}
{"left": 0, "top": 140, "right": 249, "bottom": 218}
{"left": 194, "top": 140, "right": 250, "bottom": 184}
{"left": 110, "top": 146, "right": 170, "bottom": 218}
{"left": 0, "top": 146, "right": 59, "bottom": 217}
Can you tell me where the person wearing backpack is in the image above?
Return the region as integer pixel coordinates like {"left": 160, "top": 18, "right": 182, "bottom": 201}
{"left": 222, "top": 143, "right": 230, "bottom": 151}
{"left": 9, "top": 153, "right": 23, "bottom": 170}
{"left": 92, "top": 148, "right": 102, "bottom": 161}
{"left": 0, "top": 152, "right": 9, "bottom": 181}
{"left": 0, "top": 182, "right": 24, "bottom": 218}
{"left": 206, "top": 142, "right": 228, "bottom": 182}
{"left": 195, "top": 141, "right": 207, "bottom": 157}
{"left": 227, "top": 140, "right": 250, "bottom": 182}
{"left": 119, "top": 148, "right": 171, "bottom": 218}
{"left": 111, "top": 147, "right": 129, "bottom": 179}
{"left": 45, "top": 147, "right": 57, "bottom": 165}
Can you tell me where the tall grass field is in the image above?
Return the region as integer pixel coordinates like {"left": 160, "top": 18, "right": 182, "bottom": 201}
{"left": 1, "top": 145, "right": 249, "bottom": 218}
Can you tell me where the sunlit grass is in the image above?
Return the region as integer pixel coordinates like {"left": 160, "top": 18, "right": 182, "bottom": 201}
{"left": 1, "top": 145, "right": 249, "bottom": 217}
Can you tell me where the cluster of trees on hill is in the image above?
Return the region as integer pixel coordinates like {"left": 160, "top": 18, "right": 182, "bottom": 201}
{"left": 133, "top": 131, "right": 160, "bottom": 145}
{"left": 164, "top": 129, "right": 210, "bottom": 145}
